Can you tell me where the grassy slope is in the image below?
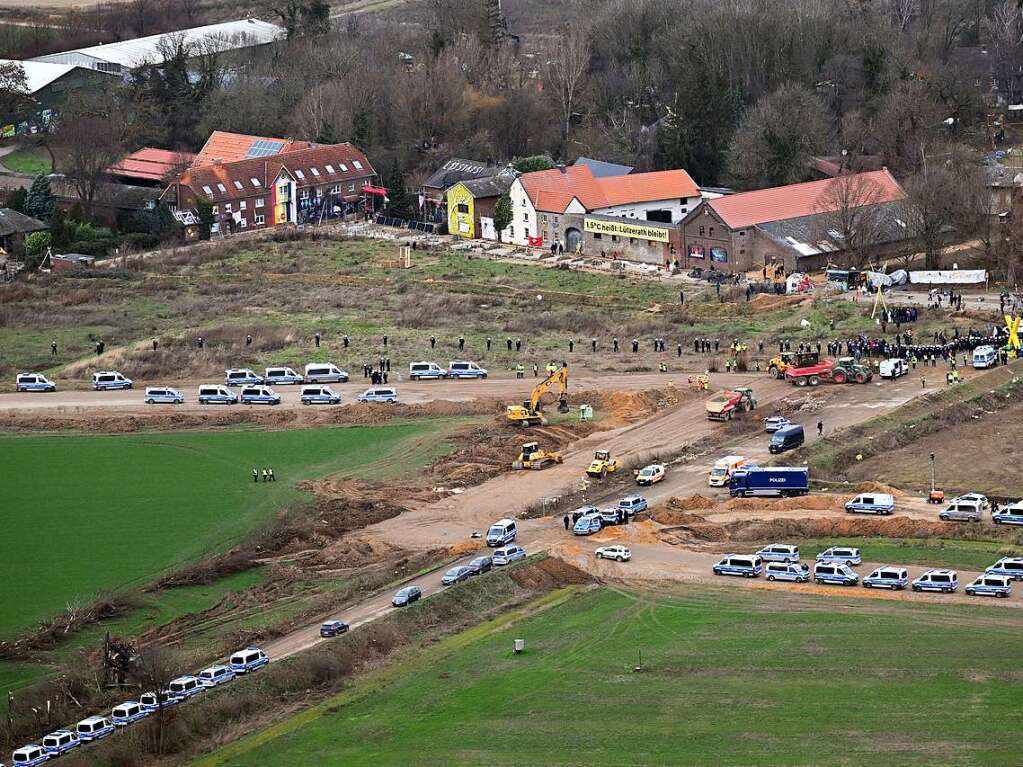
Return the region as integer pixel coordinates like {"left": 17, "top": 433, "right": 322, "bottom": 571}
{"left": 1, "top": 146, "right": 52, "bottom": 175}
{"left": 209, "top": 586, "right": 1023, "bottom": 767}
{"left": 0, "top": 421, "right": 448, "bottom": 637}
{"left": 799, "top": 538, "right": 1021, "bottom": 572}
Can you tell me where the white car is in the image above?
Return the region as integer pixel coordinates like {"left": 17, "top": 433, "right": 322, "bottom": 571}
{"left": 763, "top": 415, "right": 790, "bottom": 432}
{"left": 635, "top": 464, "right": 665, "bottom": 486}
{"left": 595, "top": 545, "right": 631, "bottom": 562}
{"left": 879, "top": 358, "right": 908, "bottom": 379}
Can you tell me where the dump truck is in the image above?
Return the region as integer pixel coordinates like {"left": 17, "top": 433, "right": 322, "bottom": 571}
{"left": 784, "top": 357, "right": 872, "bottom": 386}
{"left": 705, "top": 387, "right": 757, "bottom": 421}
{"left": 512, "top": 442, "right": 563, "bottom": 470}
{"left": 507, "top": 364, "right": 569, "bottom": 426}
{"left": 586, "top": 449, "right": 618, "bottom": 478}
{"left": 767, "top": 351, "right": 819, "bottom": 379}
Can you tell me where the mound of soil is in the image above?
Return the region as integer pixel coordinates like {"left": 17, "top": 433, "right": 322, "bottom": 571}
{"left": 584, "top": 385, "right": 689, "bottom": 425}
{"left": 316, "top": 536, "right": 398, "bottom": 569}
{"left": 669, "top": 494, "right": 716, "bottom": 511}
{"left": 590, "top": 519, "right": 661, "bottom": 545}
{"left": 727, "top": 515, "right": 950, "bottom": 541}
{"left": 748, "top": 293, "right": 807, "bottom": 314}
{"left": 724, "top": 495, "right": 845, "bottom": 512}
{"left": 853, "top": 481, "right": 908, "bottom": 497}
{"left": 508, "top": 557, "right": 592, "bottom": 589}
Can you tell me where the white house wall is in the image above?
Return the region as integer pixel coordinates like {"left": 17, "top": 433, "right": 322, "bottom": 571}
{"left": 592, "top": 195, "right": 701, "bottom": 224}
{"left": 507, "top": 179, "right": 537, "bottom": 246}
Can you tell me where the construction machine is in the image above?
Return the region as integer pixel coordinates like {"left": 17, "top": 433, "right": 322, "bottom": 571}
{"left": 506, "top": 364, "right": 570, "bottom": 427}
{"left": 767, "top": 351, "right": 819, "bottom": 379}
{"left": 512, "top": 442, "right": 564, "bottom": 470}
{"left": 705, "top": 387, "right": 757, "bottom": 421}
{"left": 586, "top": 449, "right": 619, "bottom": 478}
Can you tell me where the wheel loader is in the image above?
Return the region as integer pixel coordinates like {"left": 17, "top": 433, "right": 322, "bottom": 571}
{"left": 512, "top": 441, "right": 563, "bottom": 470}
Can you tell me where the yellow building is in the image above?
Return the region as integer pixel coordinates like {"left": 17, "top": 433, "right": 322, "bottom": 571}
{"left": 447, "top": 181, "right": 476, "bottom": 238}
{"left": 445, "top": 174, "right": 515, "bottom": 240}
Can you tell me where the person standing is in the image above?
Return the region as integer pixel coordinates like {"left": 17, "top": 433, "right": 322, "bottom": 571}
{"left": 679, "top": 289, "right": 685, "bottom": 306}
{"left": 486, "top": 337, "right": 492, "bottom": 352}
{"left": 533, "top": 363, "right": 539, "bottom": 377}
{"left": 591, "top": 338, "right": 597, "bottom": 353}
{"left": 314, "top": 332, "right": 321, "bottom": 348}
{"left": 252, "top": 468, "right": 259, "bottom": 483}
{"left": 677, "top": 343, "right": 682, "bottom": 358}
{"left": 631, "top": 338, "right": 639, "bottom": 353}
{"left": 563, "top": 514, "right": 570, "bottom": 530}
{"left": 246, "top": 334, "right": 253, "bottom": 347}
{"left": 268, "top": 468, "right": 276, "bottom": 482}
{"left": 382, "top": 335, "right": 388, "bottom": 348}
{"left": 343, "top": 335, "right": 350, "bottom": 348}
{"left": 50, "top": 341, "right": 57, "bottom": 356}
{"left": 430, "top": 335, "right": 436, "bottom": 349}
{"left": 568, "top": 338, "right": 575, "bottom": 352}
{"left": 515, "top": 338, "right": 522, "bottom": 352}
{"left": 152, "top": 338, "right": 159, "bottom": 351}
{"left": 612, "top": 337, "right": 619, "bottom": 352}
{"left": 261, "top": 468, "right": 268, "bottom": 482}
{"left": 506, "top": 337, "right": 513, "bottom": 351}
{"left": 817, "top": 420, "right": 823, "bottom": 437}
{"left": 458, "top": 335, "right": 465, "bottom": 351}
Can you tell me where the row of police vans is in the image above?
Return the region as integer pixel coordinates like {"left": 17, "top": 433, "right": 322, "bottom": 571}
{"left": 9, "top": 647, "right": 269, "bottom": 765}
{"left": 712, "top": 546, "right": 1023, "bottom": 598}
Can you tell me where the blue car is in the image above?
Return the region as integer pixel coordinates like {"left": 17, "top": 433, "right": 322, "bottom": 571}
{"left": 301, "top": 385, "right": 341, "bottom": 405}
{"left": 229, "top": 647, "right": 269, "bottom": 674}
{"left": 965, "top": 574, "right": 1012, "bottom": 598}
{"left": 912, "top": 569, "right": 958, "bottom": 593}
{"left": 144, "top": 386, "right": 184, "bottom": 404}
{"left": 15, "top": 373, "right": 56, "bottom": 392}
{"left": 862, "top": 566, "right": 909, "bottom": 590}
{"left": 320, "top": 620, "right": 349, "bottom": 638}
{"left": 92, "top": 371, "right": 132, "bottom": 390}
{"left": 198, "top": 384, "right": 238, "bottom": 404}
{"left": 41, "top": 730, "right": 80, "bottom": 756}
{"left": 813, "top": 562, "right": 859, "bottom": 586}
{"left": 712, "top": 554, "right": 764, "bottom": 578}
{"left": 239, "top": 386, "right": 281, "bottom": 405}
{"left": 617, "top": 495, "right": 648, "bottom": 515}
{"left": 11, "top": 744, "right": 49, "bottom": 765}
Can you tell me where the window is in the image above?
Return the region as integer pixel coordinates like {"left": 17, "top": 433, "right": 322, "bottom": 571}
{"left": 522, "top": 213, "right": 528, "bottom": 221}
{"left": 457, "top": 203, "right": 469, "bottom": 213}
{"left": 255, "top": 214, "right": 265, "bottom": 225}
{"left": 325, "top": 164, "right": 335, "bottom": 174}
{"left": 739, "top": 230, "right": 746, "bottom": 237}
{"left": 353, "top": 160, "right": 363, "bottom": 170}
{"left": 509, "top": 226, "right": 514, "bottom": 237}
{"left": 310, "top": 167, "right": 320, "bottom": 177}
{"left": 240, "top": 200, "right": 247, "bottom": 210}
{"left": 255, "top": 197, "right": 264, "bottom": 207}
{"left": 339, "top": 163, "right": 348, "bottom": 171}
{"left": 201, "top": 185, "right": 213, "bottom": 196}
{"left": 593, "top": 232, "right": 602, "bottom": 240}
{"left": 251, "top": 177, "right": 262, "bottom": 187}
{"left": 212, "top": 205, "right": 219, "bottom": 215}
{"left": 348, "top": 183, "right": 355, "bottom": 192}
{"left": 541, "top": 214, "right": 547, "bottom": 224}
{"left": 300, "top": 189, "right": 310, "bottom": 200}
{"left": 238, "top": 218, "right": 247, "bottom": 228}
{"left": 709, "top": 226, "right": 715, "bottom": 237}
{"left": 611, "top": 235, "right": 619, "bottom": 242}
{"left": 233, "top": 180, "right": 244, "bottom": 191}
{"left": 294, "top": 169, "right": 305, "bottom": 180}
{"left": 699, "top": 226, "right": 705, "bottom": 236}
{"left": 331, "top": 185, "right": 341, "bottom": 194}
{"left": 225, "top": 203, "right": 232, "bottom": 212}
{"left": 216, "top": 183, "right": 226, "bottom": 193}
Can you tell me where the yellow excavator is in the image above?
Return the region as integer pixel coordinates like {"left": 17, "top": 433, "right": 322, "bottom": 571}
{"left": 512, "top": 441, "right": 564, "bottom": 470}
{"left": 506, "top": 364, "right": 570, "bottom": 427}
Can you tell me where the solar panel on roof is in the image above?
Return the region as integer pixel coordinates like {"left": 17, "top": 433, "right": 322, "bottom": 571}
{"left": 245, "top": 140, "right": 285, "bottom": 159}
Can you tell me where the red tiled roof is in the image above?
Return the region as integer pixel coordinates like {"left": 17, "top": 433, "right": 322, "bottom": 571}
{"left": 177, "top": 143, "right": 375, "bottom": 203}
{"left": 192, "top": 131, "right": 315, "bottom": 167}
{"left": 107, "top": 148, "right": 196, "bottom": 182}
{"left": 595, "top": 169, "right": 699, "bottom": 206}
{"left": 709, "top": 169, "right": 906, "bottom": 229}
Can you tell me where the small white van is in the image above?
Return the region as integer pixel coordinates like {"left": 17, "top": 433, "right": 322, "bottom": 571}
{"left": 167, "top": 675, "right": 204, "bottom": 701}
{"left": 845, "top": 493, "right": 895, "bottom": 515}
{"left": 863, "top": 566, "right": 909, "bottom": 590}
{"left": 879, "top": 358, "right": 908, "bottom": 379}
{"left": 972, "top": 345, "right": 998, "bottom": 368}
{"left": 486, "top": 518, "right": 517, "bottom": 547}
{"left": 92, "top": 371, "right": 132, "bottom": 391}
{"left": 264, "top": 366, "right": 303, "bottom": 385}
{"left": 765, "top": 561, "right": 811, "bottom": 582}
{"left": 198, "top": 384, "right": 238, "bottom": 405}
{"left": 409, "top": 362, "right": 447, "bottom": 380}
{"left": 12, "top": 744, "right": 49, "bottom": 765}
{"left": 813, "top": 562, "right": 859, "bottom": 586}
{"left": 712, "top": 554, "right": 763, "bottom": 578}
{"left": 300, "top": 385, "right": 341, "bottom": 405}
{"left": 111, "top": 700, "right": 148, "bottom": 726}
{"left": 447, "top": 361, "right": 487, "bottom": 379}
{"left": 708, "top": 455, "right": 746, "bottom": 487}
{"left": 75, "top": 716, "right": 114, "bottom": 742}
{"left": 756, "top": 543, "right": 799, "bottom": 563}
{"left": 304, "top": 363, "right": 348, "bottom": 383}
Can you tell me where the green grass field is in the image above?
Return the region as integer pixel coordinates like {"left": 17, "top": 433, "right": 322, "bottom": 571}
{"left": 1, "top": 146, "right": 52, "bottom": 175}
{"left": 799, "top": 538, "right": 1021, "bottom": 572}
{"left": 207, "top": 586, "right": 1023, "bottom": 767}
{"left": 0, "top": 421, "right": 453, "bottom": 638}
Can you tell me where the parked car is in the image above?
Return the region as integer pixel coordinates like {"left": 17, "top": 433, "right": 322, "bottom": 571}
{"left": 92, "top": 371, "right": 132, "bottom": 391}
{"left": 264, "top": 366, "right": 304, "bottom": 385}
{"left": 814, "top": 562, "right": 859, "bottom": 586}
{"left": 763, "top": 415, "right": 790, "bottom": 432}
{"left": 300, "top": 385, "right": 341, "bottom": 405}
{"left": 447, "top": 361, "right": 487, "bottom": 379}
{"left": 964, "top": 573, "right": 1012, "bottom": 598}
{"left": 229, "top": 647, "right": 268, "bottom": 674}
{"left": 144, "top": 386, "right": 184, "bottom": 404}
{"left": 985, "top": 557, "right": 1023, "bottom": 580}
{"left": 765, "top": 561, "right": 811, "bottom": 582}
{"left": 617, "top": 495, "right": 648, "bottom": 515}
{"left": 972, "top": 345, "right": 998, "bottom": 368}
{"left": 636, "top": 463, "right": 665, "bottom": 486}
{"left": 879, "top": 358, "right": 909, "bottom": 379}
{"left": 863, "top": 566, "right": 909, "bottom": 590}
{"left": 358, "top": 387, "right": 398, "bottom": 403}
{"left": 408, "top": 362, "right": 447, "bottom": 380}
{"left": 598, "top": 507, "right": 625, "bottom": 526}
{"left": 492, "top": 544, "right": 526, "bottom": 565}
{"left": 239, "top": 385, "right": 281, "bottom": 405}
{"left": 198, "top": 384, "right": 238, "bottom": 404}
{"left": 110, "top": 701, "right": 148, "bottom": 726}
{"left": 166, "top": 676, "right": 204, "bottom": 701}
{"left": 912, "top": 569, "right": 958, "bottom": 593}
{"left": 75, "top": 716, "right": 114, "bottom": 742}
{"left": 712, "top": 554, "right": 763, "bottom": 578}
{"left": 955, "top": 492, "right": 989, "bottom": 509}
{"left": 573, "top": 513, "right": 603, "bottom": 535}
{"left": 939, "top": 498, "right": 984, "bottom": 522}
{"left": 845, "top": 492, "right": 895, "bottom": 515}
{"left": 486, "top": 518, "right": 517, "bottom": 547}
{"left": 769, "top": 424, "right": 804, "bottom": 454}
{"left": 595, "top": 545, "right": 631, "bottom": 562}
{"left": 756, "top": 543, "right": 800, "bottom": 563}
{"left": 442, "top": 565, "right": 474, "bottom": 585}
{"left": 319, "top": 620, "right": 350, "bottom": 638}
{"left": 815, "top": 546, "right": 862, "bottom": 566}
{"left": 304, "top": 363, "right": 348, "bottom": 383}
{"left": 15, "top": 373, "right": 55, "bottom": 392}
{"left": 11, "top": 745, "right": 49, "bottom": 766}
{"left": 467, "top": 555, "right": 493, "bottom": 575}
{"left": 224, "top": 368, "right": 263, "bottom": 386}
{"left": 139, "top": 690, "right": 179, "bottom": 712}
{"left": 41, "top": 730, "right": 79, "bottom": 757}
{"left": 392, "top": 586, "right": 422, "bottom": 606}
{"left": 992, "top": 502, "right": 1023, "bottom": 526}
{"left": 197, "top": 665, "right": 236, "bottom": 687}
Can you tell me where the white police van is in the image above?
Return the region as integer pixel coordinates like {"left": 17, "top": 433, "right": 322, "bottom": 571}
{"left": 304, "top": 363, "right": 348, "bottom": 383}
{"left": 573, "top": 513, "right": 603, "bottom": 536}
{"left": 863, "top": 566, "right": 909, "bottom": 590}
{"left": 300, "top": 385, "right": 341, "bottom": 405}
{"left": 229, "top": 647, "right": 269, "bottom": 674}
{"left": 912, "top": 569, "right": 958, "bottom": 593}
{"left": 985, "top": 557, "right": 1023, "bottom": 580}
{"left": 964, "top": 573, "right": 1012, "bottom": 598}
{"left": 144, "top": 386, "right": 184, "bottom": 404}
{"left": 11, "top": 745, "right": 48, "bottom": 766}
{"left": 845, "top": 493, "right": 895, "bottom": 515}
{"left": 224, "top": 368, "right": 264, "bottom": 386}
{"left": 485, "top": 518, "right": 517, "bottom": 547}
{"left": 408, "top": 362, "right": 447, "bottom": 380}
{"left": 447, "top": 361, "right": 488, "bottom": 379}
{"left": 972, "top": 345, "right": 998, "bottom": 368}
{"left": 198, "top": 384, "right": 238, "bottom": 404}
{"left": 815, "top": 547, "right": 862, "bottom": 565}
{"left": 198, "top": 665, "right": 236, "bottom": 687}
{"left": 167, "top": 676, "right": 204, "bottom": 701}
{"left": 264, "top": 366, "right": 304, "bottom": 385}
{"left": 75, "top": 716, "right": 114, "bottom": 742}
{"left": 756, "top": 543, "right": 800, "bottom": 563}
{"left": 765, "top": 561, "right": 810, "bottom": 582}
{"left": 139, "top": 690, "right": 178, "bottom": 712}
{"left": 617, "top": 496, "right": 648, "bottom": 515}
{"left": 15, "top": 373, "right": 56, "bottom": 392}
{"left": 111, "top": 700, "right": 148, "bottom": 726}
{"left": 712, "top": 554, "right": 763, "bottom": 578}
{"left": 492, "top": 544, "right": 526, "bottom": 565}
{"left": 239, "top": 386, "right": 281, "bottom": 405}
{"left": 41, "top": 730, "right": 79, "bottom": 756}
{"left": 813, "top": 562, "right": 859, "bottom": 586}
{"left": 358, "top": 387, "right": 398, "bottom": 403}
{"left": 92, "top": 371, "right": 132, "bottom": 391}
{"left": 879, "top": 358, "right": 908, "bottom": 379}
{"left": 992, "top": 502, "right": 1023, "bottom": 526}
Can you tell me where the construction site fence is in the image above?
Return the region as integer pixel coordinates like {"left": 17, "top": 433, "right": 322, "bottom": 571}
{"left": 374, "top": 215, "right": 438, "bottom": 233}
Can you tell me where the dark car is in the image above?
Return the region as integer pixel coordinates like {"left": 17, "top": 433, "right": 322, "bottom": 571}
{"left": 392, "top": 586, "right": 422, "bottom": 607}
{"left": 319, "top": 620, "right": 349, "bottom": 638}
{"left": 442, "top": 566, "right": 473, "bottom": 585}
{"left": 468, "top": 555, "right": 493, "bottom": 575}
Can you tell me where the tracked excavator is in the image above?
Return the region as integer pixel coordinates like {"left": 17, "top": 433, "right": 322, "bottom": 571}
{"left": 506, "top": 364, "right": 570, "bottom": 426}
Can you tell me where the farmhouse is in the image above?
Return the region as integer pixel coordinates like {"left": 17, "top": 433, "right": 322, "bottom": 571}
{"left": 421, "top": 158, "right": 498, "bottom": 222}
{"left": 446, "top": 171, "right": 515, "bottom": 240}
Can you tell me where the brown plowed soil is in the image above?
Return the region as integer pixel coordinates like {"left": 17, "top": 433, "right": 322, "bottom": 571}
{"left": 507, "top": 557, "right": 592, "bottom": 590}
{"left": 668, "top": 494, "right": 716, "bottom": 511}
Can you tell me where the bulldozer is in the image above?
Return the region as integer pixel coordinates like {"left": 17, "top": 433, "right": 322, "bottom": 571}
{"left": 767, "top": 351, "right": 819, "bottom": 379}
{"left": 506, "top": 364, "right": 570, "bottom": 427}
{"left": 512, "top": 442, "right": 564, "bottom": 470}
{"left": 586, "top": 449, "right": 618, "bottom": 478}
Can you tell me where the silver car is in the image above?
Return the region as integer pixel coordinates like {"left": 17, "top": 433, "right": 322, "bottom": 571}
{"left": 939, "top": 499, "right": 983, "bottom": 522}
{"left": 441, "top": 566, "right": 473, "bottom": 585}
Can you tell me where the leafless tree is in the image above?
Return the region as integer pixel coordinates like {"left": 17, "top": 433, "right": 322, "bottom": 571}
{"left": 0, "top": 61, "right": 31, "bottom": 123}
{"left": 545, "top": 19, "right": 592, "bottom": 157}
{"left": 813, "top": 173, "right": 892, "bottom": 268}
{"left": 872, "top": 79, "right": 945, "bottom": 174}
{"left": 131, "top": 646, "right": 180, "bottom": 756}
